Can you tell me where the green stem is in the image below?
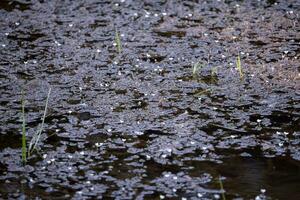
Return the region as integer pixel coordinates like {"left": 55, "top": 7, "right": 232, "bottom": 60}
{"left": 115, "top": 29, "right": 122, "bottom": 54}
{"left": 28, "top": 87, "right": 51, "bottom": 156}
{"left": 236, "top": 54, "right": 243, "bottom": 79}
{"left": 219, "top": 176, "right": 226, "bottom": 200}
{"left": 21, "top": 91, "right": 27, "bottom": 164}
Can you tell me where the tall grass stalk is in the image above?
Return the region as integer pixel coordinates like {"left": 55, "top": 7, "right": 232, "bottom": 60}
{"left": 236, "top": 54, "right": 243, "bottom": 79}
{"left": 28, "top": 87, "right": 51, "bottom": 156}
{"left": 219, "top": 176, "right": 226, "bottom": 200}
{"left": 192, "top": 61, "right": 202, "bottom": 76}
{"left": 211, "top": 67, "right": 218, "bottom": 77}
{"left": 21, "top": 92, "right": 27, "bottom": 163}
{"left": 195, "top": 88, "right": 212, "bottom": 96}
{"left": 115, "top": 29, "right": 122, "bottom": 54}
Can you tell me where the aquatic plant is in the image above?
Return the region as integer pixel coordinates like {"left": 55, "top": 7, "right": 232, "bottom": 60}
{"left": 28, "top": 87, "right": 51, "bottom": 157}
{"left": 236, "top": 54, "right": 243, "bottom": 79}
{"left": 192, "top": 61, "right": 202, "bottom": 76}
{"left": 115, "top": 29, "right": 122, "bottom": 54}
{"left": 219, "top": 176, "right": 226, "bottom": 200}
{"left": 195, "top": 88, "right": 212, "bottom": 96}
{"left": 21, "top": 92, "right": 27, "bottom": 163}
{"left": 210, "top": 66, "right": 219, "bottom": 83}
{"left": 211, "top": 66, "right": 218, "bottom": 77}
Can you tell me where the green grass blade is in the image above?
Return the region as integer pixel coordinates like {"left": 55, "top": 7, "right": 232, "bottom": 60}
{"left": 192, "top": 62, "right": 202, "bottom": 76}
{"left": 236, "top": 54, "right": 243, "bottom": 79}
{"left": 115, "top": 29, "right": 122, "bottom": 54}
{"left": 28, "top": 87, "right": 51, "bottom": 156}
{"left": 219, "top": 176, "right": 226, "bottom": 200}
{"left": 21, "top": 91, "right": 27, "bottom": 163}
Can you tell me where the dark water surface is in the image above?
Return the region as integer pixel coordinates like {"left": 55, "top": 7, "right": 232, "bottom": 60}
{"left": 0, "top": 0, "right": 299, "bottom": 199}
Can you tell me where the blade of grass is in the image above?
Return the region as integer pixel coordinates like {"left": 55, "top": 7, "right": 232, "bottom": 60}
{"left": 21, "top": 91, "right": 27, "bottom": 163}
{"left": 192, "top": 61, "right": 202, "bottom": 76}
{"left": 219, "top": 176, "right": 226, "bottom": 200}
{"left": 28, "top": 87, "right": 51, "bottom": 156}
{"left": 236, "top": 54, "right": 243, "bottom": 79}
{"left": 115, "top": 29, "right": 122, "bottom": 54}
{"left": 210, "top": 66, "right": 218, "bottom": 82}
{"left": 195, "top": 88, "right": 212, "bottom": 96}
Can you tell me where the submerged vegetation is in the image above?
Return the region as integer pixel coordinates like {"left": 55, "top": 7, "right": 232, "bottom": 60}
{"left": 21, "top": 88, "right": 51, "bottom": 163}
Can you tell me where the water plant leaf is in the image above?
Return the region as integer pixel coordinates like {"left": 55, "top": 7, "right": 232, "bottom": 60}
{"left": 28, "top": 87, "right": 51, "bottom": 156}
{"left": 236, "top": 54, "right": 243, "bottom": 79}
{"left": 21, "top": 91, "right": 27, "bottom": 163}
{"left": 219, "top": 176, "right": 226, "bottom": 200}
{"left": 115, "top": 29, "right": 122, "bottom": 54}
{"left": 192, "top": 61, "right": 202, "bottom": 76}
